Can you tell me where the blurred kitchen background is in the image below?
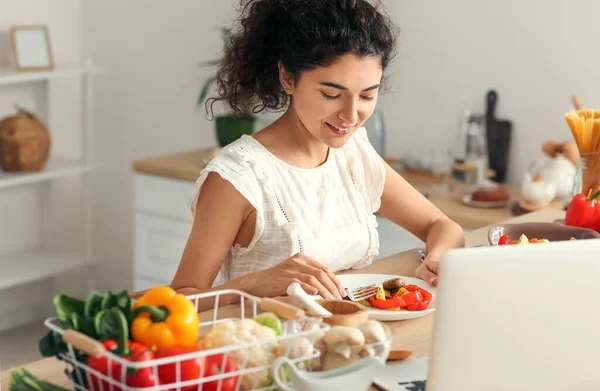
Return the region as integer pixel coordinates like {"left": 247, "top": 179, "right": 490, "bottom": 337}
{"left": 0, "top": 0, "right": 599, "bottom": 366}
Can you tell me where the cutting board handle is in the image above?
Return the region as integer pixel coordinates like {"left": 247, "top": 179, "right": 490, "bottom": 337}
{"left": 260, "top": 298, "right": 306, "bottom": 320}
{"left": 62, "top": 329, "right": 106, "bottom": 357}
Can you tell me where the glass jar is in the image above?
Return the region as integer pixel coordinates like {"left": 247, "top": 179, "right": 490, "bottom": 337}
{"left": 573, "top": 152, "right": 600, "bottom": 197}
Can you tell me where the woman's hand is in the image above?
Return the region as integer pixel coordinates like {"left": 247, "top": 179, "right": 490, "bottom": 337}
{"left": 377, "top": 159, "right": 465, "bottom": 288}
{"left": 415, "top": 252, "right": 441, "bottom": 287}
{"left": 241, "top": 253, "right": 346, "bottom": 300}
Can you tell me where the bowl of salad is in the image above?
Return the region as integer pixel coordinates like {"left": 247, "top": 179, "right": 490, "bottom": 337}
{"left": 488, "top": 222, "right": 600, "bottom": 246}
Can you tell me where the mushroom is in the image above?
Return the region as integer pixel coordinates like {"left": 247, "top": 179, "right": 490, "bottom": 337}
{"left": 318, "top": 326, "right": 366, "bottom": 371}
{"left": 357, "top": 320, "right": 387, "bottom": 344}
{"left": 277, "top": 337, "right": 314, "bottom": 359}
{"left": 382, "top": 277, "right": 405, "bottom": 293}
{"left": 357, "top": 320, "right": 388, "bottom": 358}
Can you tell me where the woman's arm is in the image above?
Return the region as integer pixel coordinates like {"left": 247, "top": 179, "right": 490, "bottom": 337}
{"left": 160, "top": 171, "right": 344, "bottom": 311}
{"left": 377, "top": 159, "right": 465, "bottom": 286}
{"left": 167, "top": 171, "right": 255, "bottom": 306}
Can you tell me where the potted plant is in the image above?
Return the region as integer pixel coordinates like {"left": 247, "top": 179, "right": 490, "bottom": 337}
{"left": 197, "top": 27, "right": 257, "bottom": 147}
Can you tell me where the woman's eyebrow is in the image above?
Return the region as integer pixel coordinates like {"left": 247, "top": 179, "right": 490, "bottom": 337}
{"left": 319, "top": 82, "right": 380, "bottom": 91}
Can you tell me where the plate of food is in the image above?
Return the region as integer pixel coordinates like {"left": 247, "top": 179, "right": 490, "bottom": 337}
{"left": 461, "top": 185, "right": 510, "bottom": 209}
{"left": 337, "top": 274, "right": 436, "bottom": 321}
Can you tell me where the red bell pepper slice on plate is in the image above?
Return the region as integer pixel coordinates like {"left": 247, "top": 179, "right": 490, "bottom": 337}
{"left": 368, "top": 295, "right": 406, "bottom": 310}
{"left": 403, "top": 285, "right": 433, "bottom": 311}
{"left": 368, "top": 285, "right": 433, "bottom": 311}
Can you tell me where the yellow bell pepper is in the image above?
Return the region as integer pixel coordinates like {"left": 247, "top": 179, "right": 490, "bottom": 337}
{"left": 131, "top": 286, "right": 199, "bottom": 349}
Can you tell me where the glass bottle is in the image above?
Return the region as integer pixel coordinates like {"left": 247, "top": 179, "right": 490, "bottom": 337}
{"left": 364, "top": 99, "right": 386, "bottom": 157}
{"left": 574, "top": 152, "right": 600, "bottom": 197}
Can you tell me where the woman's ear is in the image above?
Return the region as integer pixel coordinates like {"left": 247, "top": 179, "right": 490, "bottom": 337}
{"left": 278, "top": 62, "right": 294, "bottom": 95}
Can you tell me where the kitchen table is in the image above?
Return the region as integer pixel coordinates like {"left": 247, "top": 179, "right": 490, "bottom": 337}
{"left": 1, "top": 209, "right": 565, "bottom": 391}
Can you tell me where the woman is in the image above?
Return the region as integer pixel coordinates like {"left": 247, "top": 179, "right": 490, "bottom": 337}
{"left": 171, "top": 0, "right": 465, "bottom": 302}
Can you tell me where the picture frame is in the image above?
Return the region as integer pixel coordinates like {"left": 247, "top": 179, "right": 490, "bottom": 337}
{"left": 9, "top": 25, "right": 54, "bottom": 71}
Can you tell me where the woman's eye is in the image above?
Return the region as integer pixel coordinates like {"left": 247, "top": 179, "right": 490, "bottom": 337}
{"left": 321, "top": 92, "right": 340, "bottom": 100}
{"left": 360, "top": 95, "right": 375, "bottom": 101}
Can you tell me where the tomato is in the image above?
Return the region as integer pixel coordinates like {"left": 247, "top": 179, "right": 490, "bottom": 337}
{"left": 155, "top": 346, "right": 204, "bottom": 391}
{"left": 203, "top": 353, "right": 239, "bottom": 391}
{"left": 498, "top": 233, "right": 509, "bottom": 245}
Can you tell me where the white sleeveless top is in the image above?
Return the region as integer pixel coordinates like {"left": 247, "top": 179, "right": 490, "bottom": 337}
{"left": 190, "top": 127, "right": 386, "bottom": 287}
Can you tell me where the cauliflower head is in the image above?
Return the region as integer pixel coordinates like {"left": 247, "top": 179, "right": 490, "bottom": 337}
{"left": 202, "top": 319, "right": 278, "bottom": 390}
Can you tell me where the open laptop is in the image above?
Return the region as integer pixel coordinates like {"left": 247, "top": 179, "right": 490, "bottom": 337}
{"left": 374, "top": 238, "right": 600, "bottom": 391}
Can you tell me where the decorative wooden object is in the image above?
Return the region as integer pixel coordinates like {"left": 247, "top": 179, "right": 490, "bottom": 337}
{"left": 0, "top": 105, "right": 51, "bottom": 172}
{"left": 315, "top": 300, "right": 369, "bottom": 327}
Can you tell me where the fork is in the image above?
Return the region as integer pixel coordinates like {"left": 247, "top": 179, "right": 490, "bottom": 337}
{"left": 345, "top": 250, "right": 428, "bottom": 302}
{"left": 344, "top": 284, "right": 379, "bottom": 302}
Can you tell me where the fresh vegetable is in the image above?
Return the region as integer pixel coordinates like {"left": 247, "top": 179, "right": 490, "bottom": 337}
{"left": 565, "top": 191, "right": 600, "bottom": 232}
{"left": 202, "top": 353, "right": 240, "bottom": 391}
{"left": 366, "top": 283, "right": 432, "bottom": 312}
{"left": 498, "top": 233, "right": 509, "bottom": 245}
{"left": 382, "top": 277, "right": 405, "bottom": 293}
{"left": 38, "top": 290, "right": 134, "bottom": 390}
{"left": 499, "top": 234, "right": 550, "bottom": 245}
{"left": 9, "top": 367, "right": 71, "bottom": 391}
{"left": 402, "top": 285, "right": 432, "bottom": 311}
{"left": 84, "top": 304, "right": 159, "bottom": 391}
{"left": 155, "top": 346, "right": 204, "bottom": 391}
{"left": 131, "top": 286, "right": 199, "bottom": 349}
{"left": 88, "top": 339, "right": 158, "bottom": 391}
{"left": 368, "top": 295, "right": 407, "bottom": 310}
{"left": 254, "top": 312, "right": 283, "bottom": 336}
{"left": 320, "top": 326, "right": 365, "bottom": 371}
{"left": 201, "top": 318, "right": 278, "bottom": 389}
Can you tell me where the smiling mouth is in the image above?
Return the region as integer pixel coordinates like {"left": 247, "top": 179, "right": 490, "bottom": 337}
{"left": 326, "top": 122, "right": 354, "bottom": 135}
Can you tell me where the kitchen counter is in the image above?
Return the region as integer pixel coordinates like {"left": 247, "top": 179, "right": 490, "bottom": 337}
{"left": 1, "top": 208, "right": 565, "bottom": 390}
{"left": 131, "top": 149, "right": 522, "bottom": 230}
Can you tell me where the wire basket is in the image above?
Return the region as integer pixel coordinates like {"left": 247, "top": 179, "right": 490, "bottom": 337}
{"left": 43, "top": 289, "right": 331, "bottom": 391}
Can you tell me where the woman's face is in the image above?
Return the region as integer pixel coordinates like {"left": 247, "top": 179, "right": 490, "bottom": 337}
{"left": 285, "top": 53, "right": 383, "bottom": 149}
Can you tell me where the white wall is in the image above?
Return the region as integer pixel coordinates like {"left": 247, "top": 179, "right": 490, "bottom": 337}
{"left": 0, "top": 0, "right": 84, "bottom": 331}
{"left": 382, "top": 0, "right": 600, "bottom": 182}
{"left": 82, "top": 1, "right": 244, "bottom": 292}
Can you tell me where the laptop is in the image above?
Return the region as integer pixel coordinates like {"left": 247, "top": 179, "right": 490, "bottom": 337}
{"left": 374, "top": 239, "right": 600, "bottom": 391}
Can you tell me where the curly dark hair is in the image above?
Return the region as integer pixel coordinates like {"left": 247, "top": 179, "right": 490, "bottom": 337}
{"left": 206, "top": 0, "right": 398, "bottom": 118}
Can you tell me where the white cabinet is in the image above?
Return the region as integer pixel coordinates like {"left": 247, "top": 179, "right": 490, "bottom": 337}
{"left": 132, "top": 173, "right": 194, "bottom": 291}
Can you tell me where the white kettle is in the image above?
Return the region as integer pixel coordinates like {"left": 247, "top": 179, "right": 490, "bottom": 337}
{"left": 526, "top": 154, "right": 576, "bottom": 204}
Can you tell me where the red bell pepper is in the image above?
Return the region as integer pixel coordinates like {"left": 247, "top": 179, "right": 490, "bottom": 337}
{"left": 88, "top": 339, "right": 158, "bottom": 391}
{"left": 368, "top": 295, "right": 406, "bottom": 310}
{"left": 403, "top": 285, "right": 432, "bottom": 311}
{"left": 202, "top": 353, "right": 239, "bottom": 391}
{"left": 565, "top": 191, "right": 600, "bottom": 232}
{"left": 368, "top": 285, "right": 433, "bottom": 311}
{"left": 155, "top": 346, "right": 204, "bottom": 391}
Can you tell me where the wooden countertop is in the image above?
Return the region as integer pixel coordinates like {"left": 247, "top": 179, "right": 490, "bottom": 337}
{"left": 131, "top": 149, "right": 523, "bottom": 230}
{"left": 1, "top": 209, "right": 565, "bottom": 391}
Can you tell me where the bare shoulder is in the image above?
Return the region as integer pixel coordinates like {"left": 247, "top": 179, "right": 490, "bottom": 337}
{"left": 196, "top": 171, "right": 254, "bottom": 216}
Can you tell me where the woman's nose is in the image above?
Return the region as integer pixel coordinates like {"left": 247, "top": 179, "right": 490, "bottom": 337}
{"left": 338, "top": 99, "right": 359, "bottom": 125}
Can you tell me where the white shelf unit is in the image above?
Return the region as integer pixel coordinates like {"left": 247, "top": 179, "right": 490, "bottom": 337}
{"left": 0, "top": 59, "right": 102, "bottom": 292}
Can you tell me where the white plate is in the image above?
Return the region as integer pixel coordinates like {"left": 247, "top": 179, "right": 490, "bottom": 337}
{"left": 461, "top": 194, "right": 508, "bottom": 209}
{"left": 337, "top": 274, "right": 436, "bottom": 321}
